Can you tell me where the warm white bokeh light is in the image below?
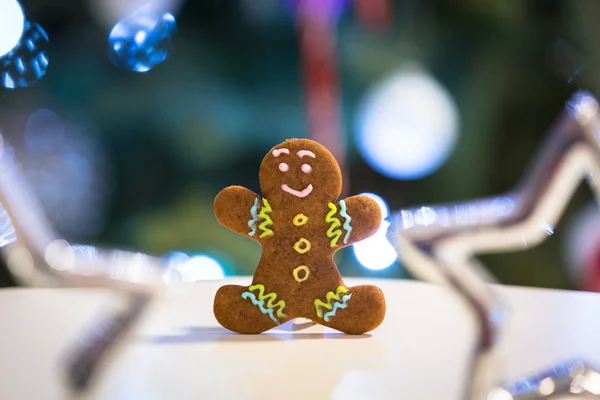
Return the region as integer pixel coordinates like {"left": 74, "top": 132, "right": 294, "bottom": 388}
{"left": 353, "top": 193, "right": 397, "bottom": 270}
{"left": 0, "top": 0, "right": 25, "bottom": 58}
{"left": 167, "top": 252, "right": 225, "bottom": 281}
{"left": 88, "top": 0, "right": 184, "bottom": 29}
{"left": 356, "top": 68, "right": 460, "bottom": 180}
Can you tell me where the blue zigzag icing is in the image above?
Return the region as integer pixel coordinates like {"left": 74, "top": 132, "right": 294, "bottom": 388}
{"left": 241, "top": 291, "right": 279, "bottom": 324}
{"left": 323, "top": 294, "right": 352, "bottom": 322}
{"left": 247, "top": 198, "right": 260, "bottom": 237}
{"left": 339, "top": 200, "right": 352, "bottom": 244}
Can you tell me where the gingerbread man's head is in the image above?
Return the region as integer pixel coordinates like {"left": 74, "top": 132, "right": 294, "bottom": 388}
{"left": 259, "top": 139, "right": 342, "bottom": 207}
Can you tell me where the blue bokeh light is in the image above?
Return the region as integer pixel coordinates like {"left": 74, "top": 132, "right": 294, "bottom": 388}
{"left": 0, "top": 0, "right": 24, "bottom": 58}
{"left": 20, "top": 109, "right": 109, "bottom": 237}
{"left": 24, "top": 108, "right": 65, "bottom": 153}
{"left": 1, "top": 21, "right": 49, "bottom": 90}
{"left": 353, "top": 193, "right": 398, "bottom": 271}
{"left": 356, "top": 69, "right": 460, "bottom": 180}
{"left": 284, "top": 0, "right": 349, "bottom": 23}
{"left": 108, "top": 9, "right": 176, "bottom": 73}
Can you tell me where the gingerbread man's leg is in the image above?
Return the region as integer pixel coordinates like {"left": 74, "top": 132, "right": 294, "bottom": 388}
{"left": 309, "top": 285, "right": 386, "bottom": 335}
{"left": 214, "top": 285, "right": 289, "bottom": 334}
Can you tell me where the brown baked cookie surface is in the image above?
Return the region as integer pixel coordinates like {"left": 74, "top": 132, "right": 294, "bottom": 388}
{"left": 213, "top": 138, "right": 386, "bottom": 334}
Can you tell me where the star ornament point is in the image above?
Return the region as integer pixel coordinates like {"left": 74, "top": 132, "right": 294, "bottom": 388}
{"left": 389, "top": 91, "right": 600, "bottom": 399}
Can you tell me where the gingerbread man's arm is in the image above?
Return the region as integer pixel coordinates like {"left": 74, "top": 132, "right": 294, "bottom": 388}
{"left": 333, "top": 195, "right": 381, "bottom": 248}
{"left": 214, "top": 186, "right": 262, "bottom": 241}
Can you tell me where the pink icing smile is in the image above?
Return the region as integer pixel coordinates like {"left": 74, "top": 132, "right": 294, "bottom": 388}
{"left": 281, "top": 184, "right": 313, "bottom": 198}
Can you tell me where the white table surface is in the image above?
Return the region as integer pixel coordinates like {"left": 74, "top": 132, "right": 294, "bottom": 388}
{"left": 1, "top": 277, "right": 599, "bottom": 400}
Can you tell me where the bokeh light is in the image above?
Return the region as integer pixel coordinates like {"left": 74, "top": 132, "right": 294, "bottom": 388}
{"left": 165, "top": 252, "right": 225, "bottom": 281}
{"left": 1, "top": 21, "right": 49, "bottom": 90}
{"left": 353, "top": 193, "right": 397, "bottom": 270}
{"left": 0, "top": 0, "right": 24, "bottom": 58}
{"left": 89, "top": 0, "right": 184, "bottom": 29}
{"left": 285, "top": 0, "right": 349, "bottom": 23}
{"left": 356, "top": 68, "right": 460, "bottom": 180}
{"left": 18, "top": 109, "right": 109, "bottom": 237}
{"left": 108, "top": 9, "right": 176, "bottom": 73}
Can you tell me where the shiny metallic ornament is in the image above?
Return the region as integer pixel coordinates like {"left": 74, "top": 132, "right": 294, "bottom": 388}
{"left": 0, "top": 21, "right": 49, "bottom": 90}
{"left": 107, "top": 9, "right": 176, "bottom": 73}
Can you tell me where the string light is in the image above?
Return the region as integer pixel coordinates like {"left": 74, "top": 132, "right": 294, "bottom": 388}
{"left": 0, "top": 0, "right": 24, "bottom": 58}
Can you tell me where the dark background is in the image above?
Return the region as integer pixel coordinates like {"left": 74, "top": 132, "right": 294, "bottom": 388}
{"left": 1, "top": 0, "right": 599, "bottom": 290}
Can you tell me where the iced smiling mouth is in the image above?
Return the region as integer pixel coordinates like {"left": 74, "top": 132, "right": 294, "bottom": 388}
{"left": 281, "top": 183, "right": 313, "bottom": 198}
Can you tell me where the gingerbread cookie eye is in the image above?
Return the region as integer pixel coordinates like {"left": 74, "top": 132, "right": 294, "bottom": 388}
{"left": 272, "top": 148, "right": 289, "bottom": 157}
{"left": 279, "top": 163, "right": 289, "bottom": 172}
{"left": 297, "top": 150, "right": 316, "bottom": 159}
{"left": 301, "top": 164, "right": 312, "bottom": 174}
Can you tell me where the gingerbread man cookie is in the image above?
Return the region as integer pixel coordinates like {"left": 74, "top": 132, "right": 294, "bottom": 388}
{"left": 213, "top": 139, "right": 386, "bottom": 334}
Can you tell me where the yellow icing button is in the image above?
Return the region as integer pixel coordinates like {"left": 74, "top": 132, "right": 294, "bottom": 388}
{"left": 293, "top": 265, "right": 310, "bottom": 283}
{"left": 293, "top": 238, "right": 311, "bottom": 254}
{"left": 293, "top": 213, "right": 308, "bottom": 226}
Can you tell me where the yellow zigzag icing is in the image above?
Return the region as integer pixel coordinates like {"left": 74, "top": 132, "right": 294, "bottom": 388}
{"left": 249, "top": 284, "right": 286, "bottom": 318}
{"left": 258, "top": 198, "right": 273, "bottom": 238}
{"left": 314, "top": 286, "right": 348, "bottom": 318}
{"left": 325, "top": 203, "right": 343, "bottom": 247}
